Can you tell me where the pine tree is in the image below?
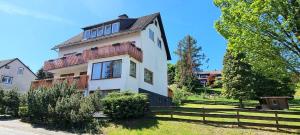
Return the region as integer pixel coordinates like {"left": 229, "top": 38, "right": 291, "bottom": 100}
{"left": 175, "top": 35, "right": 207, "bottom": 92}
{"left": 223, "top": 50, "right": 255, "bottom": 108}
{"left": 36, "top": 68, "right": 53, "bottom": 80}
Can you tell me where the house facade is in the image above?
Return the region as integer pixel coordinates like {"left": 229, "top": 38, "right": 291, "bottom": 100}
{"left": 197, "top": 70, "right": 222, "bottom": 86}
{"left": 32, "top": 13, "right": 171, "bottom": 105}
{"left": 0, "top": 58, "right": 37, "bottom": 93}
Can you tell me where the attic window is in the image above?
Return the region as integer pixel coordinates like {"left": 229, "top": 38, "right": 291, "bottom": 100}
{"left": 112, "top": 22, "right": 120, "bottom": 33}
{"left": 97, "top": 26, "right": 104, "bottom": 37}
{"left": 149, "top": 29, "right": 154, "bottom": 41}
{"left": 91, "top": 28, "right": 97, "bottom": 38}
{"left": 104, "top": 24, "right": 112, "bottom": 35}
{"left": 83, "top": 30, "right": 91, "bottom": 40}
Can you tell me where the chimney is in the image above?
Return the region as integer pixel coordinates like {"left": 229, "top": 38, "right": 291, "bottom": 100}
{"left": 118, "top": 14, "right": 128, "bottom": 19}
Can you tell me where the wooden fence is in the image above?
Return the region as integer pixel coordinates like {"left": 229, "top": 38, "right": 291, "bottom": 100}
{"left": 150, "top": 106, "right": 300, "bottom": 130}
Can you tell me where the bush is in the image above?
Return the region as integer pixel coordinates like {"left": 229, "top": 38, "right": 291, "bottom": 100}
{"left": 0, "top": 88, "right": 20, "bottom": 117}
{"left": 102, "top": 91, "right": 148, "bottom": 119}
{"left": 211, "top": 80, "right": 223, "bottom": 88}
{"left": 26, "top": 82, "right": 103, "bottom": 132}
{"left": 18, "top": 106, "right": 29, "bottom": 118}
{"left": 172, "top": 86, "right": 189, "bottom": 106}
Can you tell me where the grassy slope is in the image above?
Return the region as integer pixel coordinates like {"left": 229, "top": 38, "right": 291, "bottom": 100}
{"left": 102, "top": 88, "right": 300, "bottom": 135}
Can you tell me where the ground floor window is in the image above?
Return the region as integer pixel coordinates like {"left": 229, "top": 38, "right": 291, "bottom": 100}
{"left": 1, "top": 76, "right": 13, "bottom": 84}
{"left": 130, "top": 61, "right": 136, "bottom": 78}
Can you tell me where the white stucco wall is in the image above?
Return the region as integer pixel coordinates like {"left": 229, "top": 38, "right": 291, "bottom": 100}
{"left": 55, "top": 17, "right": 169, "bottom": 97}
{"left": 0, "top": 60, "right": 37, "bottom": 93}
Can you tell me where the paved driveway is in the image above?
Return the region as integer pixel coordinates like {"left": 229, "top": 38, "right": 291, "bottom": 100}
{"left": 0, "top": 119, "right": 75, "bottom": 135}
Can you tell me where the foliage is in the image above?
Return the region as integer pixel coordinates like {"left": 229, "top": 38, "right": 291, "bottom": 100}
{"left": 207, "top": 74, "right": 216, "bottom": 86}
{"left": 26, "top": 82, "right": 102, "bottom": 132}
{"left": 172, "top": 86, "right": 189, "bottom": 106}
{"left": 175, "top": 35, "right": 208, "bottom": 92}
{"left": 212, "top": 79, "right": 223, "bottom": 88}
{"left": 36, "top": 68, "right": 53, "bottom": 80}
{"left": 102, "top": 91, "right": 148, "bottom": 119}
{"left": 0, "top": 88, "right": 20, "bottom": 116}
{"left": 214, "top": 0, "right": 300, "bottom": 73}
{"left": 167, "top": 63, "right": 176, "bottom": 85}
{"left": 223, "top": 51, "right": 255, "bottom": 108}
{"left": 18, "top": 106, "right": 29, "bottom": 118}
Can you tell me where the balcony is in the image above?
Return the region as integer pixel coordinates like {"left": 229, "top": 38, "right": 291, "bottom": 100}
{"left": 44, "top": 41, "right": 143, "bottom": 71}
{"left": 31, "top": 75, "right": 89, "bottom": 90}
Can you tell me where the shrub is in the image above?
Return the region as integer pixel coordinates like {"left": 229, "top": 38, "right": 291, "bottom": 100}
{"left": 18, "top": 106, "right": 29, "bottom": 118}
{"left": 172, "top": 86, "right": 189, "bottom": 106}
{"left": 102, "top": 91, "right": 148, "bottom": 119}
{"left": 212, "top": 80, "right": 222, "bottom": 88}
{"left": 2, "top": 88, "right": 20, "bottom": 117}
{"left": 27, "top": 82, "right": 103, "bottom": 131}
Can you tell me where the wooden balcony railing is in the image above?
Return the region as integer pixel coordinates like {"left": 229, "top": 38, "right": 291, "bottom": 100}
{"left": 31, "top": 75, "right": 89, "bottom": 90}
{"left": 44, "top": 41, "right": 143, "bottom": 71}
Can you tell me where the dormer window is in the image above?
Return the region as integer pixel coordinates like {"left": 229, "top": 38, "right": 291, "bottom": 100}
{"left": 97, "top": 26, "right": 104, "bottom": 37}
{"left": 104, "top": 24, "right": 112, "bottom": 35}
{"left": 112, "top": 22, "right": 120, "bottom": 33}
{"left": 91, "top": 28, "right": 97, "bottom": 38}
{"left": 83, "top": 30, "right": 91, "bottom": 40}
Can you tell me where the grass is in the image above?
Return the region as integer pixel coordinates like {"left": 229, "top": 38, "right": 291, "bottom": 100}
{"left": 102, "top": 91, "right": 300, "bottom": 135}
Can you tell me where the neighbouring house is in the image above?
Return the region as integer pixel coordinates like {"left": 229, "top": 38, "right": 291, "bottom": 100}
{"left": 197, "top": 70, "right": 222, "bottom": 86}
{"left": 0, "top": 58, "right": 37, "bottom": 93}
{"left": 31, "top": 13, "right": 172, "bottom": 106}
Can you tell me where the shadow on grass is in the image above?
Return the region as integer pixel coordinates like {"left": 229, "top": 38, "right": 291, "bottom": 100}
{"left": 184, "top": 100, "right": 257, "bottom": 107}
{"left": 155, "top": 117, "right": 300, "bottom": 134}
{"left": 112, "top": 116, "right": 159, "bottom": 130}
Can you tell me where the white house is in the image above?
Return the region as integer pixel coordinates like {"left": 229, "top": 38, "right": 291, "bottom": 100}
{"left": 32, "top": 13, "right": 172, "bottom": 105}
{"left": 0, "top": 58, "right": 37, "bottom": 93}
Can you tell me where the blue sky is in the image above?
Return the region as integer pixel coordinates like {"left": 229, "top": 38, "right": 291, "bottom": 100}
{"left": 0, "top": 0, "right": 226, "bottom": 73}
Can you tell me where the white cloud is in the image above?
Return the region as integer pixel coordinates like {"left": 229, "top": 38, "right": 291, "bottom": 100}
{"left": 0, "top": 1, "right": 73, "bottom": 24}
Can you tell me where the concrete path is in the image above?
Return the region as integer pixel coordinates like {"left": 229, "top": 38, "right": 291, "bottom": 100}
{"left": 0, "top": 119, "right": 75, "bottom": 135}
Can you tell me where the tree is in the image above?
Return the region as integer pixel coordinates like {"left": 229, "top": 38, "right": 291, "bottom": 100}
{"left": 36, "top": 68, "right": 53, "bottom": 80}
{"left": 223, "top": 51, "right": 255, "bottom": 108}
{"left": 214, "top": 0, "right": 300, "bottom": 73}
{"left": 167, "top": 63, "right": 176, "bottom": 85}
{"left": 175, "top": 35, "right": 208, "bottom": 92}
{"left": 207, "top": 74, "right": 216, "bottom": 86}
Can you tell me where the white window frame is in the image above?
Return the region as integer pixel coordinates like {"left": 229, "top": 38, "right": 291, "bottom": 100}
{"left": 17, "top": 67, "right": 24, "bottom": 75}
{"left": 83, "top": 30, "right": 91, "bottom": 40}
{"left": 97, "top": 26, "right": 104, "bottom": 37}
{"left": 2, "top": 76, "right": 13, "bottom": 84}
{"left": 104, "top": 24, "right": 112, "bottom": 35}
{"left": 112, "top": 22, "right": 120, "bottom": 33}
{"left": 149, "top": 29, "right": 154, "bottom": 41}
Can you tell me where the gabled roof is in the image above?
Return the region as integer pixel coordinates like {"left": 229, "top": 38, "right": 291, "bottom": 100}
{"left": 0, "top": 58, "right": 37, "bottom": 77}
{"left": 52, "top": 12, "right": 171, "bottom": 60}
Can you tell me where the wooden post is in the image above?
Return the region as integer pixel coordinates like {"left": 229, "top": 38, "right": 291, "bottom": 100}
{"left": 237, "top": 110, "right": 240, "bottom": 127}
{"left": 275, "top": 112, "right": 279, "bottom": 130}
{"left": 203, "top": 107, "right": 206, "bottom": 124}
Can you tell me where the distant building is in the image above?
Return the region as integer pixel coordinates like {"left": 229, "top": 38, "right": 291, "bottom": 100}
{"left": 0, "top": 58, "right": 37, "bottom": 93}
{"left": 196, "top": 70, "right": 222, "bottom": 86}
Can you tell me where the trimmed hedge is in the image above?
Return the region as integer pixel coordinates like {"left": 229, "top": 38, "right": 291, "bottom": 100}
{"left": 102, "top": 91, "right": 148, "bottom": 119}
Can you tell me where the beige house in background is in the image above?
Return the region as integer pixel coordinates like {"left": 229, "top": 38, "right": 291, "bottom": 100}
{"left": 0, "top": 58, "right": 36, "bottom": 93}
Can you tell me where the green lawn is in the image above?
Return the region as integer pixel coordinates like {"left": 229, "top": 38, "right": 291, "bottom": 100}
{"left": 102, "top": 93, "right": 300, "bottom": 135}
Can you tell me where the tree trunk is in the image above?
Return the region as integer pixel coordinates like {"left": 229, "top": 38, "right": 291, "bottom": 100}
{"left": 239, "top": 99, "right": 244, "bottom": 108}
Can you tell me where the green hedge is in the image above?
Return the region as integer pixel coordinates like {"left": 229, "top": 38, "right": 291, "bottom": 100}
{"left": 102, "top": 91, "right": 148, "bottom": 119}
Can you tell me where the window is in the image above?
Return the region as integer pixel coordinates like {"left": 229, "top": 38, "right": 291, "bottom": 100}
{"left": 149, "top": 29, "right": 154, "bottom": 41}
{"left": 112, "top": 22, "right": 120, "bottom": 33}
{"left": 92, "top": 63, "right": 102, "bottom": 80}
{"left": 101, "top": 61, "right": 112, "bottom": 79}
{"left": 104, "top": 24, "right": 112, "bottom": 35}
{"left": 130, "top": 61, "right": 136, "bottom": 78}
{"left": 112, "top": 60, "right": 122, "bottom": 78}
{"left": 2, "top": 76, "right": 13, "bottom": 84}
{"left": 17, "top": 67, "right": 24, "bottom": 75}
{"left": 83, "top": 30, "right": 91, "bottom": 40}
{"left": 97, "top": 26, "right": 104, "bottom": 37}
{"left": 91, "top": 28, "right": 97, "bottom": 38}
{"left": 91, "top": 60, "right": 122, "bottom": 80}
{"left": 144, "top": 68, "right": 153, "bottom": 84}
{"left": 157, "top": 38, "right": 162, "bottom": 49}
